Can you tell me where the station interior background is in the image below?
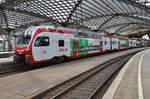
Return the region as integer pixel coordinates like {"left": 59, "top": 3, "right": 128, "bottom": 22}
{"left": 1, "top": 0, "right": 150, "bottom": 51}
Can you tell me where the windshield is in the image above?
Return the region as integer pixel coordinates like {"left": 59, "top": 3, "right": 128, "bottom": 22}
{"left": 17, "top": 32, "right": 31, "bottom": 45}
{"left": 17, "top": 28, "right": 34, "bottom": 45}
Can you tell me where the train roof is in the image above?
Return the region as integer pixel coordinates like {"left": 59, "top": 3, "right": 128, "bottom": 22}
{"left": 25, "top": 26, "right": 146, "bottom": 41}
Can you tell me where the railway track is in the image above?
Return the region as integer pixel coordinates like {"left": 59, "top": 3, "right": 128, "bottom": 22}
{"left": 0, "top": 62, "right": 52, "bottom": 78}
{"left": 32, "top": 51, "right": 138, "bottom": 99}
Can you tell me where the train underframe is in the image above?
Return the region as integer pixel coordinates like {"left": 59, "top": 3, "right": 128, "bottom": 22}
{"left": 14, "top": 54, "right": 25, "bottom": 63}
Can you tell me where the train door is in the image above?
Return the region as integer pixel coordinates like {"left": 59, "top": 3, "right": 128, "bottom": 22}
{"left": 106, "top": 37, "right": 111, "bottom": 51}
{"left": 118, "top": 40, "right": 120, "bottom": 50}
{"left": 73, "top": 40, "right": 79, "bottom": 56}
{"left": 58, "top": 39, "right": 65, "bottom": 56}
{"left": 41, "top": 36, "right": 50, "bottom": 60}
{"left": 102, "top": 37, "right": 107, "bottom": 52}
{"left": 64, "top": 39, "right": 70, "bottom": 56}
{"left": 99, "top": 40, "right": 103, "bottom": 53}
{"left": 32, "top": 36, "right": 48, "bottom": 61}
{"left": 33, "top": 36, "right": 50, "bottom": 61}
{"left": 110, "top": 37, "right": 113, "bottom": 51}
{"left": 33, "top": 37, "right": 42, "bottom": 61}
{"left": 49, "top": 38, "right": 58, "bottom": 58}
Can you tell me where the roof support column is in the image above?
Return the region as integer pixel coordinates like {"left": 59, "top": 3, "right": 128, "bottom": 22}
{"left": 1, "top": 9, "right": 12, "bottom": 51}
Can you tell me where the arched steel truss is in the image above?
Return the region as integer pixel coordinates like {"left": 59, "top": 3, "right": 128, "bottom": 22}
{"left": 0, "top": 0, "right": 150, "bottom": 37}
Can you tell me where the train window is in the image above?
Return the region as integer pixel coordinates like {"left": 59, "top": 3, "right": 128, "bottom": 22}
{"left": 114, "top": 41, "right": 116, "bottom": 45}
{"left": 105, "top": 41, "right": 107, "bottom": 45}
{"left": 17, "top": 32, "right": 31, "bottom": 45}
{"left": 59, "top": 40, "right": 64, "bottom": 47}
{"left": 100, "top": 41, "right": 103, "bottom": 47}
{"left": 34, "top": 36, "right": 49, "bottom": 47}
{"left": 112, "top": 41, "right": 114, "bottom": 45}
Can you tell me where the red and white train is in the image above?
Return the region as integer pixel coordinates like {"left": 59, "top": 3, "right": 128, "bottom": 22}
{"left": 14, "top": 26, "right": 145, "bottom": 64}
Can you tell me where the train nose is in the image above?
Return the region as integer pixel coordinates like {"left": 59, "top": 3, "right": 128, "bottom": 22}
{"left": 14, "top": 48, "right": 26, "bottom": 63}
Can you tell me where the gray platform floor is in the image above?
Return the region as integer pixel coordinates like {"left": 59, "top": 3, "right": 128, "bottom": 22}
{"left": 0, "top": 48, "right": 146, "bottom": 99}
{"left": 0, "top": 51, "right": 14, "bottom": 63}
{"left": 103, "top": 49, "right": 150, "bottom": 99}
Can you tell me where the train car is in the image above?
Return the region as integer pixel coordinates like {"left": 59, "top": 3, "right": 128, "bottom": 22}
{"left": 14, "top": 26, "right": 145, "bottom": 64}
{"left": 14, "top": 26, "right": 104, "bottom": 64}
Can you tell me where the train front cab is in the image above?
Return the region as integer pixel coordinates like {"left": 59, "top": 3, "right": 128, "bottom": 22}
{"left": 14, "top": 31, "right": 32, "bottom": 63}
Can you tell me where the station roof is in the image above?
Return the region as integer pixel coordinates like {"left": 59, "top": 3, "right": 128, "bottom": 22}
{"left": 1, "top": 0, "right": 150, "bottom": 37}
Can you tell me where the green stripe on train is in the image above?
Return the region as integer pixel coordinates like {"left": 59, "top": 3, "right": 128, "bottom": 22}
{"left": 78, "top": 38, "right": 89, "bottom": 55}
{"left": 70, "top": 38, "right": 89, "bottom": 56}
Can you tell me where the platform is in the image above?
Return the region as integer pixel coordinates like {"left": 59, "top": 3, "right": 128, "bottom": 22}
{"left": 0, "top": 48, "right": 146, "bottom": 99}
{"left": 103, "top": 49, "right": 150, "bottom": 99}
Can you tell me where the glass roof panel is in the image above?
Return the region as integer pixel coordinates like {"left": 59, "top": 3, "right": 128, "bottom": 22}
{"left": 0, "top": 0, "right": 150, "bottom": 36}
